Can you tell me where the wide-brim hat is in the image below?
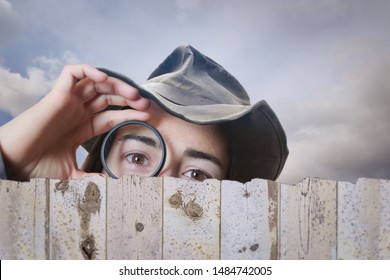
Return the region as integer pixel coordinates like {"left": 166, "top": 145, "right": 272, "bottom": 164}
{"left": 84, "top": 45, "right": 288, "bottom": 182}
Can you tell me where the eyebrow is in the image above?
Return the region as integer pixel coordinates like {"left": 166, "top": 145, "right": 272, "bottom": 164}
{"left": 184, "top": 148, "right": 224, "bottom": 169}
{"left": 119, "top": 134, "right": 160, "bottom": 148}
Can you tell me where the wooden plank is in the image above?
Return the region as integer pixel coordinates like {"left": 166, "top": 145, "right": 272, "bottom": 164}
{"left": 280, "top": 178, "right": 337, "bottom": 259}
{"left": 220, "top": 179, "right": 280, "bottom": 259}
{"left": 338, "top": 178, "right": 390, "bottom": 259}
{"left": 106, "top": 175, "right": 163, "bottom": 259}
{"left": 0, "top": 178, "right": 47, "bottom": 259}
{"left": 49, "top": 175, "right": 106, "bottom": 259}
{"left": 163, "top": 177, "right": 220, "bottom": 259}
{"left": 32, "top": 178, "right": 49, "bottom": 259}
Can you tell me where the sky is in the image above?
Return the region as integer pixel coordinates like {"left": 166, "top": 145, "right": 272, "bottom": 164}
{"left": 1, "top": 0, "right": 390, "bottom": 184}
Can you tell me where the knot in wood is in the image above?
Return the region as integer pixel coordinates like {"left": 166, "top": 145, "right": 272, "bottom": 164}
{"left": 55, "top": 180, "right": 69, "bottom": 195}
{"left": 135, "top": 222, "right": 144, "bottom": 232}
{"left": 184, "top": 199, "right": 203, "bottom": 219}
{"left": 79, "top": 182, "right": 101, "bottom": 217}
{"left": 80, "top": 235, "right": 96, "bottom": 260}
{"left": 238, "top": 246, "right": 247, "bottom": 253}
{"left": 169, "top": 191, "right": 183, "bottom": 208}
{"left": 243, "top": 189, "right": 250, "bottom": 198}
{"left": 84, "top": 182, "right": 100, "bottom": 202}
{"left": 250, "top": 244, "right": 259, "bottom": 251}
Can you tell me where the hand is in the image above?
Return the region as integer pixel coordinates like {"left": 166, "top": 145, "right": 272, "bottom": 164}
{"left": 0, "top": 64, "right": 151, "bottom": 180}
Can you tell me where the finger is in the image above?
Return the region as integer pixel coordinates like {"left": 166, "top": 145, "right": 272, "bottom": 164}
{"left": 88, "top": 109, "right": 151, "bottom": 138}
{"left": 88, "top": 77, "right": 140, "bottom": 100}
{"left": 71, "top": 76, "right": 118, "bottom": 103}
{"left": 53, "top": 64, "right": 108, "bottom": 94}
{"left": 74, "top": 76, "right": 150, "bottom": 110}
{"left": 74, "top": 78, "right": 98, "bottom": 102}
{"left": 92, "top": 77, "right": 151, "bottom": 110}
{"left": 85, "top": 94, "right": 130, "bottom": 114}
{"left": 85, "top": 91, "right": 151, "bottom": 114}
{"left": 126, "top": 95, "right": 151, "bottom": 111}
{"left": 107, "top": 77, "right": 151, "bottom": 110}
{"left": 73, "top": 79, "right": 118, "bottom": 103}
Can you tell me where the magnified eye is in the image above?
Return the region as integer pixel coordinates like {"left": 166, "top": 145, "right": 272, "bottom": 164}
{"left": 126, "top": 153, "right": 149, "bottom": 166}
{"left": 183, "top": 169, "right": 211, "bottom": 182}
{"left": 101, "top": 121, "right": 166, "bottom": 178}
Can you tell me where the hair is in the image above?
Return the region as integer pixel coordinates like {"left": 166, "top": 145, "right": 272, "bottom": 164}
{"left": 81, "top": 133, "right": 106, "bottom": 173}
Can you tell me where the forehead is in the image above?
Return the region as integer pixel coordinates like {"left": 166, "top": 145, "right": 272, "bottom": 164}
{"left": 115, "top": 122, "right": 158, "bottom": 139}
{"left": 147, "top": 102, "right": 228, "bottom": 159}
{"left": 145, "top": 103, "right": 230, "bottom": 166}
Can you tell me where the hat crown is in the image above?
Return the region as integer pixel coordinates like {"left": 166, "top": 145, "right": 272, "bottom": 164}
{"left": 144, "top": 45, "right": 250, "bottom": 106}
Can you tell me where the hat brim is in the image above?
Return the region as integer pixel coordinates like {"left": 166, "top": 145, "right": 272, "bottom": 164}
{"left": 97, "top": 67, "right": 256, "bottom": 123}
{"left": 83, "top": 68, "right": 288, "bottom": 182}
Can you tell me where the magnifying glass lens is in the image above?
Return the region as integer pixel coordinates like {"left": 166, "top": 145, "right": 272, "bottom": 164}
{"left": 101, "top": 121, "right": 166, "bottom": 178}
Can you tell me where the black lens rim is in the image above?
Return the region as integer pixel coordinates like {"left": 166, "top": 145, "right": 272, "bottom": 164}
{"left": 101, "top": 120, "right": 166, "bottom": 179}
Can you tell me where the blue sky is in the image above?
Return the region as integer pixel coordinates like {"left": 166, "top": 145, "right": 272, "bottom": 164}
{"left": 1, "top": 0, "right": 390, "bottom": 184}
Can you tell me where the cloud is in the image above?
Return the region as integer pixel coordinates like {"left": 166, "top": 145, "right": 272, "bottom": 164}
{"left": 33, "top": 51, "right": 79, "bottom": 80}
{"left": 0, "top": 0, "right": 24, "bottom": 46}
{"left": 278, "top": 38, "right": 390, "bottom": 184}
{"left": 0, "top": 67, "right": 52, "bottom": 116}
{"left": 0, "top": 51, "right": 79, "bottom": 116}
{"left": 2, "top": 0, "right": 389, "bottom": 183}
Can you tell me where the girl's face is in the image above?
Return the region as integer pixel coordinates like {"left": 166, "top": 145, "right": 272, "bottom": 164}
{"left": 104, "top": 102, "right": 230, "bottom": 181}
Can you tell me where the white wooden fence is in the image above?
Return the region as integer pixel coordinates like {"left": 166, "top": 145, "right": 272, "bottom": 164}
{"left": 0, "top": 176, "right": 389, "bottom": 259}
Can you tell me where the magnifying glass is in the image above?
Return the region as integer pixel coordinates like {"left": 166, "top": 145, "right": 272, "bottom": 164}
{"left": 101, "top": 120, "right": 166, "bottom": 179}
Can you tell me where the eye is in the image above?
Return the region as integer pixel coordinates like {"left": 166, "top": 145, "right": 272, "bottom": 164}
{"left": 183, "top": 169, "right": 211, "bottom": 182}
{"left": 125, "top": 153, "right": 149, "bottom": 166}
